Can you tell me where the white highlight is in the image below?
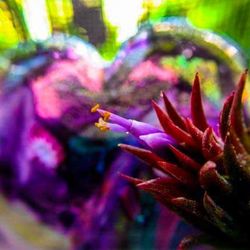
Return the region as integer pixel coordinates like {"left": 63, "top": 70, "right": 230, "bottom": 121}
{"left": 103, "top": 0, "right": 144, "bottom": 42}
{"left": 23, "top": 0, "right": 51, "bottom": 41}
{"left": 29, "top": 138, "right": 57, "bottom": 169}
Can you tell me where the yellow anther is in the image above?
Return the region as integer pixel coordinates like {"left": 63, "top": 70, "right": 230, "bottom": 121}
{"left": 91, "top": 103, "right": 100, "bottom": 113}
{"left": 103, "top": 111, "right": 111, "bottom": 121}
{"left": 95, "top": 118, "right": 109, "bottom": 132}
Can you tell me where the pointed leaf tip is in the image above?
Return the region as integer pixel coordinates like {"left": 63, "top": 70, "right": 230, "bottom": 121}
{"left": 168, "top": 145, "right": 201, "bottom": 171}
{"left": 152, "top": 100, "right": 172, "bottom": 134}
{"left": 157, "top": 161, "right": 197, "bottom": 187}
{"left": 137, "top": 178, "right": 184, "bottom": 197}
{"left": 118, "top": 172, "right": 143, "bottom": 185}
{"left": 185, "top": 118, "right": 203, "bottom": 145}
{"left": 162, "top": 91, "right": 187, "bottom": 130}
{"left": 229, "top": 71, "right": 248, "bottom": 138}
{"left": 119, "top": 143, "right": 164, "bottom": 167}
{"left": 202, "top": 127, "right": 222, "bottom": 160}
{"left": 152, "top": 100, "right": 196, "bottom": 147}
{"left": 219, "top": 92, "right": 234, "bottom": 141}
{"left": 199, "top": 161, "right": 232, "bottom": 194}
{"left": 191, "top": 73, "right": 209, "bottom": 131}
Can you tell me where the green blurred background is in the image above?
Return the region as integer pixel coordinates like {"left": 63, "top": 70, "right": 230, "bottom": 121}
{"left": 1, "top": 0, "right": 250, "bottom": 61}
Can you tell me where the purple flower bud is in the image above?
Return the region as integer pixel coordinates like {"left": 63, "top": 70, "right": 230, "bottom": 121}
{"left": 96, "top": 108, "right": 162, "bottom": 137}
{"left": 139, "top": 132, "right": 175, "bottom": 149}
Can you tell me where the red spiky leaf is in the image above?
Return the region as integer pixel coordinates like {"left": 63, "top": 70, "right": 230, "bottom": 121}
{"left": 111, "top": 71, "right": 250, "bottom": 248}
{"left": 191, "top": 73, "right": 209, "bottom": 131}
{"left": 223, "top": 133, "right": 243, "bottom": 182}
{"left": 137, "top": 178, "right": 187, "bottom": 200}
{"left": 152, "top": 101, "right": 196, "bottom": 147}
{"left": 202, "top": 127, "right": 222, "bottom": 160}
{"left": 199, "top": 161, "right": 232, "bottom": 195}
{"left": 177, "top": 234, "right": 212, "bottom": 250}
{"left": 171, "top": 197, "right": 205, "bottom": 218}
{"left": 168, "top": 145, "right": 201, "bottom": 171}
{"left": 156, "top": 161, "right": 197, "bottom": 187}
{"left": 118, "top": 172, "right": 143, "bottom": 185}
{"left": 228, "top": 127, "right": 247, "bottom": 154}
{"left": 203, "top": 192, "right": 236, "bottom": 237}
{"left": 119, "top": 143, "right": 164, "bottom": 166}
{"left": 219, "top": 93, "right": 234, "bottom": 141}
{"left": 229, "top": 70, "right": 248, "bottom": 138}
{"left": 185, "top": 118, "right": 203, "bottom": 146}
{"left": 120, "top": 144, "right": 197, "bottom": 186}
{"left": 162, "top": 91, "right": 187, "bottom": 130}
{"left": 171, "top": 197, "right": 220, "bottom": 237}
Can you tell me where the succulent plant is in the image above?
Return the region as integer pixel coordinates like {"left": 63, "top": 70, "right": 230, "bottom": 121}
{"left": 95, "top": 71, "right": 250, "bottom": 249}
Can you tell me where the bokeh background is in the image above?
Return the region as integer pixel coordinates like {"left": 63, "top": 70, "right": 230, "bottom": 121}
{"left": 0, "top": 1, "right": 250, "bottom": 250}
{"left": 1, "top": 0, "right": 250, "bottom": 61}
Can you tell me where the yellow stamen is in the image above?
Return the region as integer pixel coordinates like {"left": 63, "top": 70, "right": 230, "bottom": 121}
{"left": 103, "top": 111, "right": 111, "bottom": 121}
{"left": 91, "top": 103, "right": 100, "bottom": 113}
{"left": 95, "top": 118, "right": 110, "bottom": 132}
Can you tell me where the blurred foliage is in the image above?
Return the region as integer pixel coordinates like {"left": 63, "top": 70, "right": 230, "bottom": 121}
{"left": 0, "top": 0, "right": 249, "bottom": 61}
{"left": 46, "top": 0, "right": 74, "bottom": 33}
{"left": 0, "top": 196, "right": 69, "bottom": 250}
{"left": 141, "top": 0, "right": 250, "bottom": 59}
{"left": 0, "top": 0, "right": 29, "bottom": 51}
